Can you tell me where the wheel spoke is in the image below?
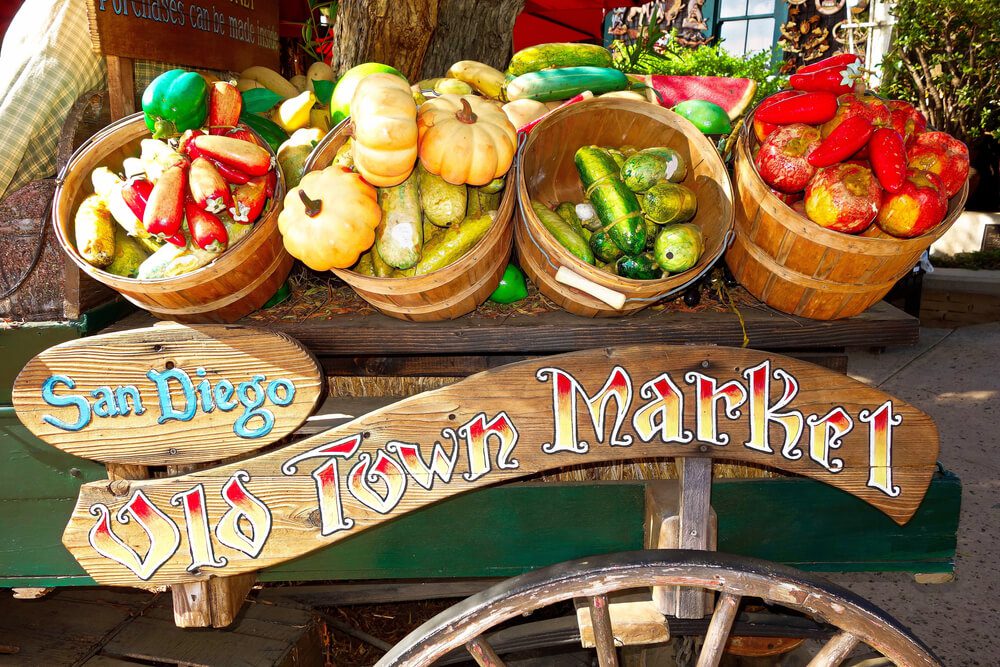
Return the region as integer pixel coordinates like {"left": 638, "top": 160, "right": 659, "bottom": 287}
{"left": 695, "top": 592, "right": 741, "bottom": 667}
{"left": 465, "top": 635, "right": 505, "bottom": 667}
{"left": 587, "top": 594, "right": 619, "bottom": 667}
{"left": 807, "top": 631, "right": 861, "bottom": 667}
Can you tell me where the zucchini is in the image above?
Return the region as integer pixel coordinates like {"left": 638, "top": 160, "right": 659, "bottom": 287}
{"left": 574, "top": 146, "right": 645, "bottom": 255}
{"left": 466, "top": 187, "right": 500, "bottom": 218}
{"left": 531, "top": 200, "right": 594, "bottom": 265}
{"left": 415, "top": 213, "right": 493, "bottom": 275}
{"left": 507, "top": 43, "right": 613, "bottom": 77}
{"left": 616, "top": 253, "right": 661, "bottom": 280}
{"left": 239, "top": 111, "right": 289, "bottom": 153}
{"left": 643, "top": 181, "right": 698, "bottom": 225}
{"left": 353, "top": 251, "right": 375, "bottom": 276}
{"left": 590, "top": 230, "right": 623, "bottom": 263}
{"left": 555, "top": 202, "right": 586, "bottom": 237}
{"left": 480, "top": 177, "right": 505, "bottom": 194}
{"left": 74, "top": 195, "right": 115, "bottom": 267}
{"left": 376, "top": 171, "right": 423, "bottom": 270}
{"left": 621, "top": 147, "right": 687, "bottom": 192}
{"left": 507, "top": 67, "right": 629, "bottom": 103}
{"left": 654, "top": 223, "right": 704, "bottom": 274}
{"left": 418, "top": 164, "right": 466, "bottom": 227}
{"left": 105, "top": 226, "right": 149, "bottom": 278}
{"left": 371, "top": 245, "right": 395, "bottom": 277}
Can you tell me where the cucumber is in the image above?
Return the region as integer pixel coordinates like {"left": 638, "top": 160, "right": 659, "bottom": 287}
{"left": 467, "top": 187, "right": 501, "bottom": 218}
{"left": 507, "top": 67, "right": 629, "bottom": 103}
{"left": 643, "top": 181, "right": 698, "bottom": 225}
{"left": 353, "top": 251, "right": 375, "bottom": 276}
{"left": 371, "top": 244, "right": 394, "bottom": 277}
{"left": 415, "top": 213, "right": 493, "bottom": 275}
{"left": 604, "top": 148, "right": 626, "bottom": 169}
{"left": 654, "top": 223, "right": 704, "bottom": 274}
{"left": 620, "top": 145, "right": 639, "bottom": 157}
{"left": 574, "top": 146, "right": 645, "bottom": 255}
{"left": 423, "top": 217, "right": 443, "bottom": 241}
{"left": 621, "top": 147, "right": 687, "bottom": 192}
{"left": 644, "top": 217, "right": 659, "bottom": 249}
{"left": 507, "top": 43, "right": 613, "bottom": 77}
{"left": 590, "top": 229, "right": 623, "bottom": 263}
{"left": 555, "top": 202, "right": 586, "bottom": 237}
{"left": 418, "top": 164, "right": 466, "bottom": 227}
{"left": 616, "top": 253, "right": 662, "bottom": 280}
{"left": 239, "top": 111, "right": 289, "bottom": 153}
{"left": 376, "top": 171, "right": 423, "bottom": 269}
{"left": 480, "top": 177, "right": 505, "bottom": 194}
{"left": 531, "top": 200, "right": 594, "bottom": 265}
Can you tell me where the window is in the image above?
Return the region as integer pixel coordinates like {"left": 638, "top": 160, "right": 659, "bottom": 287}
{"left": 705, "top": 0, "right": 786, "bottom": 57}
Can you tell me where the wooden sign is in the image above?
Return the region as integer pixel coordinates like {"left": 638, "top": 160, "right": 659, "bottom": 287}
{"left": 12, "top": 323, "right": 323, "bottom": 466}
{"left": 85, "top": 0, "right": 279, "bottom": 72}
{"left": 53, "top": 345, "right": 939, "bottom": 587}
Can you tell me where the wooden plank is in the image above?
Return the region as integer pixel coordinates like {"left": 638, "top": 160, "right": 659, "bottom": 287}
{"left": 104, "top": 55, "right": 134, "bottom": 121}
{"left": 322, "top": 354, "right": 531, "bottom": 377}
{"left": 13, "top": 323, "right": 324, "bottom": 466}
{"left": 256, "top": 579, "right": 502, "bottom": 605}
{"left": 59, "top": 346, "right": 939, "bottom": 586}
{"left": 170, "top": 573, "right": 256, "bottom": 628}
{"left": 676, "top": 458, "right": 712, "bottom": 619}
{"left": 112, "top": 300, "right": 920, "bottom": 355}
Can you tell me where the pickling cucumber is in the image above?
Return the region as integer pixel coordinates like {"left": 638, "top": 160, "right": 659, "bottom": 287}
{"left": 507, "top": 67, "right": 629, "bottom": 103}
{"left": 555, "top": 201, "right": 586, "bottom": 238}
{"left": 574, "top": 146, "right": 645, "bottom": 254}
{"left": 371, "top": 246, "right": 394, "bottom": 277}
{"left": 605, "top": 148, "right": 626, "bottom": 169}
{"left": 353, "top": 251, "right": 376, "bottom": 276}
{"left": 414, "top": 213, "right": 493, "bottom": 275}
{"left": 643, "top": 181, "right": 698, "bottom": 225}
{"left": 616, "top": 253, "right": 662, "bottom": 280}
{"left": 590, "top": 229, "right": 623, "bottom": 263}
{"left": 418, "top": 164, "right": 466, "bottom": 227}
{"left": 532, "top": 200, "right": 594, "bottom": 265}
{"left": 507, "top": 43, "right": 614, "bottom": 77}
{"left": 644, "top": 217, "right": 659, "bottom": 249}
{"left": 654, "top": 223, "right": 703, "bottom": 274}
{"left": 376, "top": 171, "right": 423, "bottom": 270}
{"left": 620, "top": 147, "right": 687, "bottom": 192}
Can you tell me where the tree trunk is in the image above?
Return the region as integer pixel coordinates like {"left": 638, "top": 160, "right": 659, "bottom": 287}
{"left": 332, "top": 0, "right": 440, "bottom": 80}
{"left": 419, "top": 0, "right": 527, "bottom": 78}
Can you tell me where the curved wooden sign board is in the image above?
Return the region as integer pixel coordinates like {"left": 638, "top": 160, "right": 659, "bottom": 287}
{"left": 42, "top": 343, "right": 938, "bottom": 587}
{"left": 12, "top": 323, "right": 324, "bottom": 466}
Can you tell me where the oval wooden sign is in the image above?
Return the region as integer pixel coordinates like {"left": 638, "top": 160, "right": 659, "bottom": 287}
{"left": 58, "top": 345, "right": 939, "bottom": 587}
{"left": 13, "top": 323, "right": 324, "bottom": 466}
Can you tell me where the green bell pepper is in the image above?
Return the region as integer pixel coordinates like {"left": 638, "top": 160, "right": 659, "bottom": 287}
{"left": 142, "top": 69, "right": 209, "bottom": 139}
{"left": 489, "top": 263, "right": 529, "bottom": 304}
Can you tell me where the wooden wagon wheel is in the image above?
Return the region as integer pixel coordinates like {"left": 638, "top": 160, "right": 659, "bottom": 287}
{"left": 376, "top": 549, "right": 941, "bottom": 667}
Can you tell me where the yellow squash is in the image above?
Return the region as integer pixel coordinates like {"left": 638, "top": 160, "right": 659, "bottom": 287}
{"left": 350, "top": 73, "right": 418, "bottom": 187}
{"left": 417, "top": 94, "right": 517, "bottom": 186}
{"left": 278, "top": 166, "right": 382, "bottom": 270}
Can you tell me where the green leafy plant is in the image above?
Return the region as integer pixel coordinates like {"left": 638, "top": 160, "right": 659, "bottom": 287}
{"left": 931, "top": 249, "right": 1000, "bottom": 271}
{"left": 612, "top": 30, "right": 786, "bottom": 108}
{"left": 880, "top": 0, "right": 999, "bottom": 145}
{"left": 302, "top": 1, "right": 338, "bottom": 64}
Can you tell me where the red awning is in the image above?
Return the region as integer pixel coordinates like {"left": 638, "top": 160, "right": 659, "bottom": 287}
{"left": 513, "top": 0, "right": 639, "bottom": 51}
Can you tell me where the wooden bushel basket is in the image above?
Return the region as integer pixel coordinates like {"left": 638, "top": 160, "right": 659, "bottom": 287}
{"left": 304, "top": 121, "right": 515, "bottom": 322}
{"left": 725, "top": 118, "right": 968, "bottom": 320}
{"left": 52, "top": 114, "right": 292, "bottom": 323}
{"left": 515, "top": 97, "right": 734, "bottom": 317}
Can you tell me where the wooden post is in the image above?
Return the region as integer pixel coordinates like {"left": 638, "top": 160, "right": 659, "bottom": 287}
{"left": 676, "top": 457, "right": 713, "bottom": 619}
{"left": 105, "top": 55, "right": 135, "bottom": 121}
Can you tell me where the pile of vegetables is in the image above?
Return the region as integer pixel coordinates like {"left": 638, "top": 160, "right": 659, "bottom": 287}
{"left": 278, "top": 66, "right": 518, "bottom": 278}
{"left": 74, "top": 70, "right": 278, "bottom": 280}
{"left": 533, "top": 143, "right": 703, "bottom": 280}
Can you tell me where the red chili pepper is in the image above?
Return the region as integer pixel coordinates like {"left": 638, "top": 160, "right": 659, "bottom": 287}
{"left": 211, "top": 159, "right": 252, "bottom": 184}
{"left": 790, "top": 64, "right": 855, "bottom": 95}
{"left": 226, "top": 126, "right": 258, "bottom": 145}
{"left": 164, "top": 232, "right": 187, "bottom": 247}
{"left": 208, "top": 82, "right": 242, "bottom": 135}
{"left": 755, "top": 92, "right": 839, "bottom": 125}
{"left": 143, "top": 164, "right": 186, "bottom": 240}
{"left": 185, "top": 199, "right": 229, "bottom": 251}
{"left": 264, "top": 169, "right": 277, "bottom": 198}
{"left": 121, "top": 177, "right": 153, "bottom": 220}
{"left": 807, "top": 115, "right": 875, "bottom": 167}
{"left": 753, "top": 90, "right": 807, "bottom": 140}
{"left": 798, "top": 53, "right": 862, "bottom": 74}
{"left": 868, "top": 128, "right": 907, "bottom": 193}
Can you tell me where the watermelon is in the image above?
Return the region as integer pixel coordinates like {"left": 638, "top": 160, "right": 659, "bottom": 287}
{"left": 628, "top": 75, "right": 757, "bottom": 120}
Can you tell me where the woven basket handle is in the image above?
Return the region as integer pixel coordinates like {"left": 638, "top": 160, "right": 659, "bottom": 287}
{"left": 555, "top": 267, "right": 626, "bottom": 310}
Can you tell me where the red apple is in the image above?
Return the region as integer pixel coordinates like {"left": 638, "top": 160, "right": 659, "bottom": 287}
{"left": 907, "top": 131, "right": 969, "bottom": 198}
{"left": 791, "top": 199, "right": 808, "bottom": 218}
{"left": 821, "top": 93, "right": 891, "bottom": 138}
{"left": 770, "top": 187, "right": 802, "bottom": 205}
{"left": 876, "top": 169, "right": 948, "bottom": 238}
{"left": 887, "top": 100, "right": 927, "bottom": 146}
{"left": 755, "top": 123, "right": 822, "bottom": 194}
{"left": 753, "top": 90, "right": 804, "bottom": 143}
{"left": 804, "top": 163, "right": 883, "bottom": 233}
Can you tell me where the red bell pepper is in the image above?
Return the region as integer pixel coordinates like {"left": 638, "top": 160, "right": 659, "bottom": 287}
{"left": 189, "top": 157, "right": 234, "bottom": 213}
{"left": 185, "top": 199, "right": 229, "bottom": 251}
{"left": 807, "top": 115, "right": 875, "bottom": 167}
{"left": 143, "top": 164, "right": 187, "bottom": 244}
{"left": 121, "top": 178, "right": 153, "bottom": 220}
{"left": 755, "top": 92, "right": 839, "bottom": 125}
{"left": 868, "top": 128, "right": 908, "bottom": 193}
{"left": 798, "top": 53, "right": 862, "bottom": 74}
{"left": 208, "top": 82, "right": 242, "bottom": 135}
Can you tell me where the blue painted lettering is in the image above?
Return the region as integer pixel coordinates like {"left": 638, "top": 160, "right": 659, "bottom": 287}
{"left": 91, "top": 386, "right": 119, "bottom": 417}
{"left": 41, "top": 375, "right": 91, "bottom": 431}
{"left": 147, "top": 367, "right": 197, "bottom": 424}
{"left": 114, "top": 386, "right": 144, "bottom": 416}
